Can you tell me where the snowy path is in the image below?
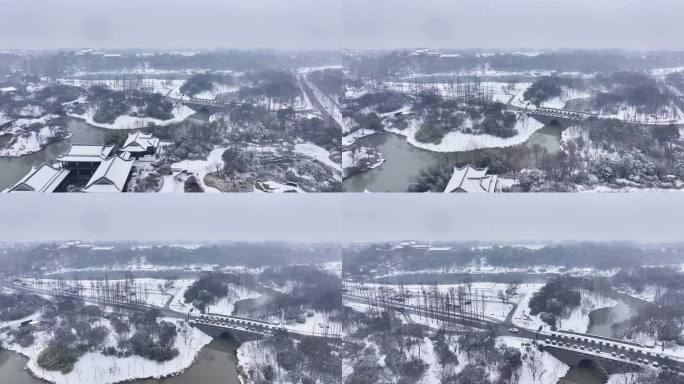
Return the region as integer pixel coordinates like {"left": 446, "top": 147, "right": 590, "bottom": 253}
{"left": 294, "top": 142, "right": 342, "bottom": 173}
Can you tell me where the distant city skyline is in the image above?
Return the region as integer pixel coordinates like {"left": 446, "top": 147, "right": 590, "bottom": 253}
{"left": 0, "top": 0, "right": 681, "bottom": 50}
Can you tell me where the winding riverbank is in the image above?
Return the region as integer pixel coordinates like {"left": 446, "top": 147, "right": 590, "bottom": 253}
{"left": 0, "top": 336, "right": 241, "bottom": 384}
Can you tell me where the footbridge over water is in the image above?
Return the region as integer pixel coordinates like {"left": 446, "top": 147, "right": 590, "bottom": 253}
{"left": 526, "top": 107, "right": 594, "bottom": 126}
{"left": 190, "top": 313, "right": 340, "bottom": 343}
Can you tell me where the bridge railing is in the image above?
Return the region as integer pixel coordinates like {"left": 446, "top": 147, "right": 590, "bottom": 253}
{"left": 553, "top": 330, "right": 648, "bottom": 349}
{"left": 542, "top": 340, "right": 684, "bottom": 372}
{"left": 203, "top": 312, "right": 276, "bottom": 326}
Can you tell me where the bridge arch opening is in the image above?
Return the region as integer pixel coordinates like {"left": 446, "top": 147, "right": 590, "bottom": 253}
{"left": 217, "top": 330, "right": 239, "bottom": 341}
{"left": 548, "top": 119, "right": 564, "bottom": 128}
{"left": 578, "top": 359, "right": 598, "bottom": 369}
{"left": 576, "top": 359, "right": 609, "bottom": 381}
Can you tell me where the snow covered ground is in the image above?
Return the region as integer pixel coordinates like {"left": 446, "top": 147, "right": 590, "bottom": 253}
{"left": 320, "top": 261, "right": 342, "bottom": 277}
{"left": 46, "top": 259, "right": 232, "bottom": 276}
{"left": 511, "top": 284, "right": 548, "bottom": 331}
{"left": 488, "top": 82, "right": 533, "bottom": 107}
{"left": 346, "top": 282, "right": 516, "bottom": 323}
{"left": 1, "top": 317, "right": 212, "bottom": 384}
{"left": 249, "top": 93, "right": 312, "bottom": 112}
{"left": 0, "top": 125, "right": 66, "bottom": 157}
{"left": 161, "top": 146, "right": 228, "bottom": 193}
{"left": 386, "top": 113, "right": 545, "bottom": 153}
{"left": 342, "top": 146, "right": 385, "bottom": 178}
{"left": 511, "top": 284, "right": 619, "bottom": 333}
{"left": 192, "top": 84, "right": 239, "bottom": 100}
{"left": 538, "top": 86, "right": 592, "bottom": 110}
{"left": 496, "top": 336, "right": 570, "bottom": 384}
{"left": 253, "top": 180, "right": 305, "bottom": 193}
{"left": 237, "top": 340, "right": 289, "bottom": 384}
{"left": 168, "top": 279, "right": 198, "bottom": 313}
{"left": 607, "top": 372, "right": 659, "bottom": 384}
{"left": 0, "top": 114, "right": 64, "bottom": 157}
{"left": 557, "top": 291, "right": 619, "bottom": 333}
{"left": 344, "top": 303, "right": 570, "bottom": 384}
{"left": 203, "top": 284, "right": 262, "bottom": 317}
{"left": 26, "top": 277, "right": 183, "bottom": 309}
{"left": 0, "top": 312, "right": 42, "bottom": 329}
{"left": 383, "top": 81, "right": 533, "bottom": 109}
{"left": 618, "top": 285, "right": 661, "bottom": 303}
{"left": 374, "top": 263, "right": 614, "bottom": 281}
{"left": 597, "top": 102, "right": 684, "bottom": 125}
{"left": 59, "top": 78, "right": 186, "bottom": 99}
{"left": 294, "top": 142, "right": 341, "bottom": 174}
{"left": 16, "top": 104, "right": 47, "bottom": 118}
{"left": 342, "top": 128, "right": 378, "bottom": 146}
{"left": 68, "top": 104, "right": 195, "bottom": 130}
{"left": 269, "top": 310, "right": 341, "bottom": 338}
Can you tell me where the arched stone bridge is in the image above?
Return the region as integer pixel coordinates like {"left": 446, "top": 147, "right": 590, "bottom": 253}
{"left": 528, "top": 107, "right": 594, "bottom": 124}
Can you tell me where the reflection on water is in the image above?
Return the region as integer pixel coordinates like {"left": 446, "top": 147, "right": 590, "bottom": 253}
{"left": 0, "top": 350, "right": 35, "bottom": 384}
{"left": 343, "top": 133, "right": 446, "bottom": 192}
{"left": 0, "top": 337, "right": 240, "bottom": 384}
{"left": 587, "top": 302, "right": 636, "bottom": 338}
{"left": 557, "top": 301, "right": 639, "bottom": 384}
{"left": 0, "top": 118, "right": 109, "bottom": 191}
{"left": 343, "top": 123, "right": 564, "bottom": 192}
{"left": 523, "top": 124, "right": 564, "bottom": 154}
{"left": 137, "top": 337, "right": 240, "bottom": 384}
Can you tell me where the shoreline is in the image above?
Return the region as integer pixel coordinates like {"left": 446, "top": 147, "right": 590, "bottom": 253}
{"left": 0, "top": 317, "right": 213, "bottom": 384}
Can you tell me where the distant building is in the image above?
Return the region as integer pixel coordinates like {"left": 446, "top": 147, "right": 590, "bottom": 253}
{"left": 58, "top": 144, "right": 115, "bottom": 177}
{"left": 6, "top": 163, "right": 70, "bottom": 193}
{"left": 444, "top": 165, "right": 501, "bottom": 193}
{"left": 120, "top": 132, "right": 160, "bottom": 159}
{"left": 82, "top": 155, "right": 135, "bottom": 193}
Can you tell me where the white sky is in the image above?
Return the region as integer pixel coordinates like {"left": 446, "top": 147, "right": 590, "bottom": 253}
{"left": 0, "top": 194, "right": 683, "bottom": 243}
{"left": 342, "top": 0, "right": 684, "bottom": 50}
{"left": 0, "top": 0, "right": 681, "bottom": 50}
{"left": 0, "top": 0, "right": 342, "bottom": 50}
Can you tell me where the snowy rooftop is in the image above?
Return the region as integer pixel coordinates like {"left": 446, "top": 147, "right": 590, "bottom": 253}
{"left": 0, "top": 86, "right": 17, "bottom": 93}
{"left": 83, "top": 156, "right": 134, "bottom": 193}
{"left": 7, "top": 163, "right": 70, "bottom": 193}
{"left": 121, "top": 132, "right": 159, "bottom": 153}
{"left": 444, "top": 165, "right": 500, "bottom": 193}
{"left": 58, "top": 144, "right": 114, "bottom": 162}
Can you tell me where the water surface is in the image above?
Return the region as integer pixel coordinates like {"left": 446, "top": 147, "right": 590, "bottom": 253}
{"left": 0, "top": 118, "right": 109, "bottom": 191}
{"left": 344, "top": 122, "right": 564, "bottom": 192}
